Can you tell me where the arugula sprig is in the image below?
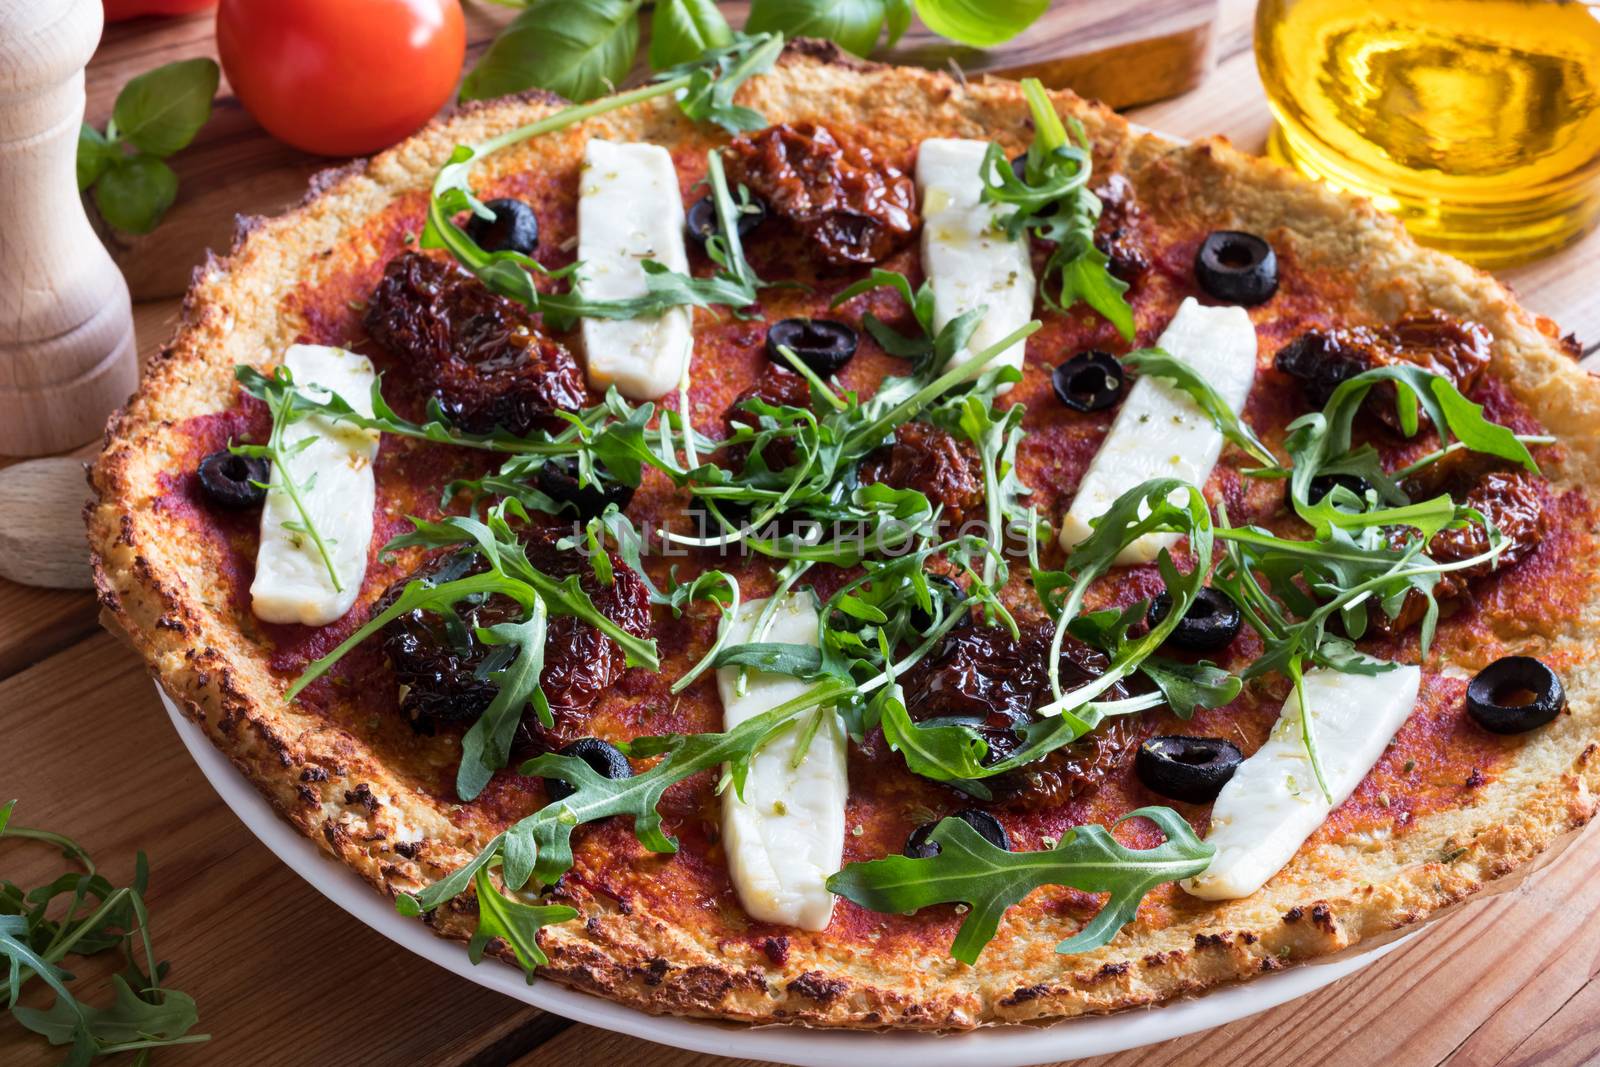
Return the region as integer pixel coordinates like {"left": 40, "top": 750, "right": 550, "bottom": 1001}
{"left": 230, "top": 365, "right": 344, "bottom": 592}
{"left": 666, "top": 321, "right": 1041, "bottom": 563}
{"left": 1120, "top": 348, "right": 1277, "bottom": 469}
{"left": 1, "top": 801, "right": 208, "bottom": 1063}
{"left": 285, "top": 500, "right": 659, "bottom": 800}
{"left": 827, "top": 807, "right": 1212, "bottom": 963}
{"left": 428, "top": 146, "right": 770, "bottom": 333}
{"left": 981, "top": 78, "right": 1134, "bottom": 341}
{"left": 398, "top": 678, "right": 853, "bottom": 975}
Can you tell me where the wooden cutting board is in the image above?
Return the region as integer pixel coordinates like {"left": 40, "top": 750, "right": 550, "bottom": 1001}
{"left": 87, "top": 0, "right": 1219, "bottom": 302}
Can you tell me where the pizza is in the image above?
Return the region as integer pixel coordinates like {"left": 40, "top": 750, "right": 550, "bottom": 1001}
{"left": 86, "top": 39, "right": 1600, "bottom": 1030}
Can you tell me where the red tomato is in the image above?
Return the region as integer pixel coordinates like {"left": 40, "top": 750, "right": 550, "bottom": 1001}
{"left": 216, "top": 0, "right": 465, "bottom": 157}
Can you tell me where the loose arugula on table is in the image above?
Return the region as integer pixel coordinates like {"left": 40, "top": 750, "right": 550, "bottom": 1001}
{"left": 1, "top": 801, "right": 207, "bottom": 1063}
{"left": 982, "top": 78, "right": 1135, "bottom": 341}
{"left": 78, "top": 58, "right": 219, "bottom": 234}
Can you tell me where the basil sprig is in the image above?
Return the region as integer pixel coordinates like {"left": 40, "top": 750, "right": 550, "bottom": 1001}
{"left": 0, "top": 801, "right": 209, "bottom": 1061}
{"left": 747, "top": 0, "right": 1047, "bottom": 55}
{"left": 827, "top": 807, "right": 1212, "bottom": 963}
{"left": 78, "top": 58, "right": 219, "bottom": 234}
{"left": 981, "top": 78, "right": 1135, "bottom": 341}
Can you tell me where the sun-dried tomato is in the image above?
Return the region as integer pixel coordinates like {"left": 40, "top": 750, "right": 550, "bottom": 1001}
{"left": 1093, "top": 174, "right": 1150, "bottom": 282}
{"left": 364, "top": 251, "right": 586, "bottom": 435}
{"left": 1273, "top": 311, "right": 1492, "bottom": 426}
{"left": 379, "top": 531, "right": 651, "bottom": 746}
{"left": 722, "top": 365, "right": 813, "bottom": 474}
{"left": 858, "top": 421, "right": 984, "bottom": 530}
{"left": 901, "top": 619, "right": 1136, "bottom": 806}
{"left": 1375, "top": 458, "right": 1546, "bottom": 633}
{"left": 724, "top": 123, "right": 918, "bottom": 266}
{"left": 980, "top": 717, "right": 1141, "bottom": 811}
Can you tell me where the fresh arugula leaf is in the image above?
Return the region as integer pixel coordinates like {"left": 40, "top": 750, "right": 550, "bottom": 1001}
{"left": 1, "top": 805, "right": 207, "bottom": 1061}
{"left": 92, "top": 155, "right": 177, "bottom": 235}
{"left": 981, "top": 79, "right": 1133, "bottom": 340}
{"left": 1121, "top": 348, "right": 1277, "bottom": 469}
{"left": 456, "top": 600, "right": 551, "bottom": 802}
{"left": 1069, "top": 606, "right": 1241, "bottom": 718}
{"left": 402, "top": 677, "right": 853, "bottom": 967}
{"left": 649, "top": 0, "right": 734, "bottom": 69}
{"left": 915, "top": 0, "right": 1048, "bottom": 47}
{"left": 462, "top": 0, "right": 644, "bottom": 104}
{"left": 651, "top": 32, "right": 785, "bottom": 133}
{"left": 826, "top": 808, "right": 1212, "bottom": 963}
{"left": 111, "top": 57, "right": 220, "bottom": 157}
{"left": 230, "top": 365, "right": 343, "bottom": 593}
{"left": 1283, "top": 364, "right": 1538, "bottom": 517}
{"left": 468, "top": 863, "right": 578, "bottom": 977}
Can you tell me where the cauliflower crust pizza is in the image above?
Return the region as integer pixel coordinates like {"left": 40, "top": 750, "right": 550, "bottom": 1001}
{"left": 87, "top": 40, "right": 1600, "bottom": 1030}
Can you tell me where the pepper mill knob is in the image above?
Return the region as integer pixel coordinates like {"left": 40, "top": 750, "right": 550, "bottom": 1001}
{"left": 0, "top": 0, "right": 138, "bottom": 456}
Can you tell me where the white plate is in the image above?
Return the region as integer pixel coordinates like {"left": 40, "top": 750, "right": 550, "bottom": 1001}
{"left": 160, "top": 685, "right": 1404, "bottom": 1066}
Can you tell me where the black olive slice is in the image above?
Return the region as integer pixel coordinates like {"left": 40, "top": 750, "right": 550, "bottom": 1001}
{"left": 535, "top": 457, "right": 635, "bottom": 521}
{"left": 465, "top": 198, "right": 540, "bottom": 257}
{"left": 1136, "top": 735, "right": 1243, "bottom": 803}
{"left": 1052, "top": 351, "right": 1125, "bottom": 413}
{"left": 904, "top": 808, "right": 1011, "bottom": 859}
{"left": 1195, "top": 230, "right": 1278, "bottom": 306}
{"left": 907, "top": 574, "right": 966, "bottom": 634}
{"left": 544, "top": 737, "right": 633, "bottom": 802}
{"left": 1466, "top": 656, "right": 1566, "bottom": 735}
{"left": 686, "top": 193, "right": 768, "bottom": 252}
{"left": 1307, "top": 472, "right": 1373, "bottom": 504}
{"left": 197, "top": 449, "right": 269, "bottom": 509}
{"left": 765, "top": 318, "right": 859, "bottom": 377}
{"left": 1147, "top": 587, "right": 1242, "bottom": 652}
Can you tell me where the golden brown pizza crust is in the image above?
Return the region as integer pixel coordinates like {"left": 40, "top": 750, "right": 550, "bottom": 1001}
{"left": 87, "top": 42, "right": 1600, "bottom": 1028}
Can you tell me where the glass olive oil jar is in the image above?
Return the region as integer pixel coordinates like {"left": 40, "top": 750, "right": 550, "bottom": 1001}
{"left": 1256, "top": 0, "right": 1600, "bottom": 267}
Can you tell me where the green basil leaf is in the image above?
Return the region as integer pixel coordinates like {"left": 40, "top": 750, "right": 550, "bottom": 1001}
{"left": 76, "top": 125, "right": 118, "bottom": 191}
{"left": 914, "top": 0, "right": 1047, "bottom": 47}
{"left": 92, "top": 154, "right": 177, "bottom": 234}
{"left": 462, "top": 0, "right": 644, "bottom": 104}
{"left": 649, "top": 0, "right": 734, "bottom": 69}
{"left": 827, "top": 807, "right": 1212, "bottom": 963}
{"left": 746, "top": 0, "right": 890, "bottom": 57}
{"left": 110, "top": 57, "right": 219, "bottom": 157}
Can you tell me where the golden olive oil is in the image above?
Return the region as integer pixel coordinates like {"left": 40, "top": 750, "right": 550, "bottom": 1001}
{"left": 1255, "top": 0, "right": 1600, "bottom": 266}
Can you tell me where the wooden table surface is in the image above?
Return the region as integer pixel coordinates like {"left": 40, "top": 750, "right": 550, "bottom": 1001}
{"left": 5, "top": 1, "right": 1599, "bottom": 1065}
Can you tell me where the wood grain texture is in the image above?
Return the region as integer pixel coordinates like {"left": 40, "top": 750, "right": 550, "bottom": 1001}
{"left": 0, "top": 458, "right": 95, "bottom": 588}
{"left": 2, "top": 0, "right": 1599, "bottom": 1063}
{"left": 0, "top": 633, "right": 562, "bottom": 1067}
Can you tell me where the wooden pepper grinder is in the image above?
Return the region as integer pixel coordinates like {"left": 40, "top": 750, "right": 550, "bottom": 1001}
{"left": 0, "top": 0, "right": 138, "bottom": 456}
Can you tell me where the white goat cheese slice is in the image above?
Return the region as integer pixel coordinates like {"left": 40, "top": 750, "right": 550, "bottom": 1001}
{"left": 916, "top": 138, "right": 1036, "bottom": 387}
{"left": 577, "top": 140, "right": 693, "bottom": 399}
{"left": 250, "top": 344, "right": 380, "bottom": 626}
{"left": 717, "top": 595, "right": 847, "bottom": 931}
{"left": 1182, "top": 665, "right": 1422, "bottom": 900}
{"left": 1059, "top": 296, "right": 1259, "bottom": 563}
